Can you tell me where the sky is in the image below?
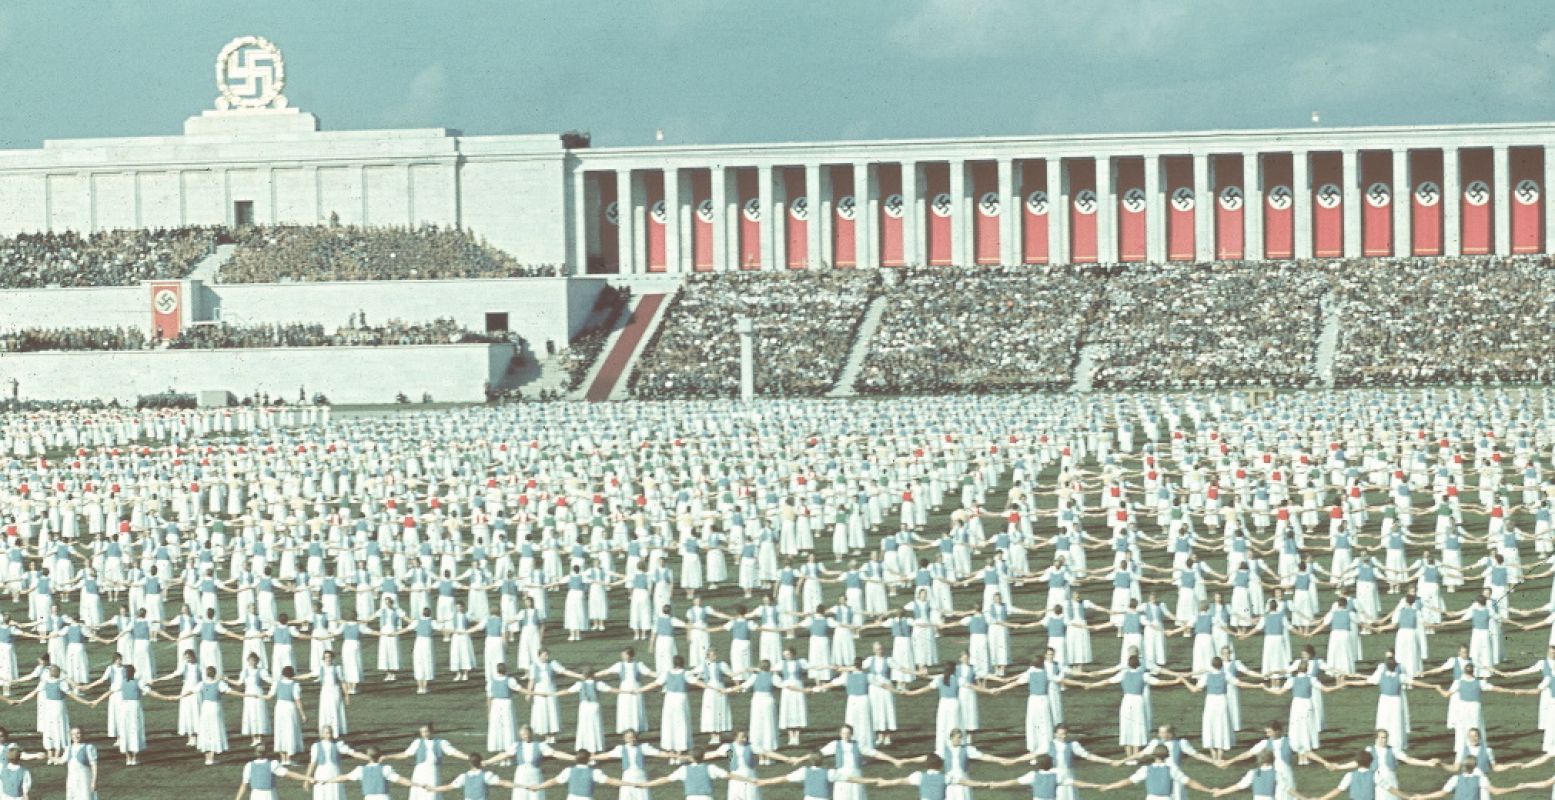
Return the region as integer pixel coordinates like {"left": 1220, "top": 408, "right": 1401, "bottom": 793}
{"left": 0, "top": 1, "right": 1550, "bottom": 150}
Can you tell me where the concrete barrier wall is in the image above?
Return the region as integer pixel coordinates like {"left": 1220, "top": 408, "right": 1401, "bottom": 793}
{"left": 0, "top": 286, "right": 146, "bottom": 330}
{"left": 0, "top": 344, "right": 509, "bottom": 404}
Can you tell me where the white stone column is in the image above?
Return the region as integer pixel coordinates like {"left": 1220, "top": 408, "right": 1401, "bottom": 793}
{"left": 711, "top": 166, "right": 729, "bottom": 271}
{"left": 856, "top": 163, "right": 876, "bottom": 268}
{"left": 1392, "top": 149, "right": 1411, "bottom": 257}
{"left": 1545, "top": 149, "right": 1555, "bottom": 255}
{"left": 1144, "top": 155, "right": 1164, "bottom": 263}
{"left": 904, "top": 162, "right": 923, "bottom": 266}
{"left": 570, "top": 167, "right": 587, "bottom": 276}
{"left": 998, "top": 158, "right": 1017, "bottom": 266}
{"left": 615, "top": 169, "right": 635, "bottom": 274}
{"left": 1096, "top": 156, "right": 1114, "bottom": 263}
{"left": 1048, "top": 158, "right": 1067, "bottom": 265}
{"left": 1494, "top": 145, "right": 1511, "bottom": 255}
{"left": 1341, "top": 149, "right": 1360, "bottom": 258}
{"left": 630, "top": 171, "right": 647, "bottom": 273}
{"left": 1244, "top": 152, "right": 1262, "bottom": 260}
{"left": 772, "top": 169, "right": 789, "bottom": 270}
{"left": 815, "top": 165, "right": 832, "bottom": 269}
{"left": 757, "top": 165, "right": 775, "bottom": 270}
{"left": 677, "top": 170, "right": 694, "bottom": 273}
{"left": 663, "top": 167, "right": 682, "bottom": 274}
{"left": 1293, "top": 151, "right": 1312, "bottom": 259}
{"left": 949, "top": 159, "right": 968, "bottom": 265}
{"left": 1193, "top": 153, "right": 1212, "bottom": 261}
{"left": 1443, "top": 147, "right": 1461, "bottom": 256}
{"left": 806, "top": 163, "right": 824, "bottom": 269}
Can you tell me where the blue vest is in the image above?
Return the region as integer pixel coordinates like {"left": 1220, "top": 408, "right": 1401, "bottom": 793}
{"left": 1346, "top": 767, "right": 1377, "bottom": 799}
{"left": 1144, "top": 764, "right": 1174, "bottom": 796}
{"left": 803, "top": 767, "right": 832, "bottom": 798}
{"left": 248, "top": 760, "right": 277, "bottom": 792}
{"left": 682, "top": 764, "right": 714, "bottom": 796}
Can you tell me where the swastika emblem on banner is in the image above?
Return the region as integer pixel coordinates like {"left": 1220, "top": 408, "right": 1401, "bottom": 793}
{"left": 1415, "top": 181, "right": 1441, "bottom": 207}
{"left": 1218, "top": 186, "right": 1243, "bottom": 211}
{"left": 1516, "top": 179, "right": 1540, "bottom": 205}
{"left": 789, "top": 197, "right": 809, "bottom": 221}
{"left": 978, "top": 192, "right": 1000, "bottom": 217}
{"left": 1121, "top": 188, "right": 1146, "bottom": 213}
{"left": 153, "top": 289, "right": 179, "bottom": 315}
{"left": 649, "top": 200, "right": 667, "bottom": 224}
{"left": 930, "top": 193, "right": 954, "bottom": 218}
{"left": 836, "top": 196, "right": 857, "bottom": 221}
{"left": 1267, "top": 185, "right": 1293, "bottom": 210}
{"left": 1464, "top": 180, "right": 1491, "bottom": 207}
{"left": 1025, "top": 191, "right": 1049, "bottom": 216}
{"left": 604, "top": 201, "right": 620, "bottom": 226}
{"left": 1365, "top": 182, "right": 1391, "bottom": 208}
{"left": 742, "top": 198, "right": 762, "bottom": 222}
{"left": 1315, "top": 183, "right": 1342, "bottom": 209}
{"left": 883, "top": 194, "right": 905, "bottom": 219}
{"left": 1073, "top": 190, "right": 1097, "bottom": 215}
{"left": 696, "top": 199, "right": 715, "bottom": 223}
{"left": 1170, "top": 187, "right": 1195, "bottom": 212}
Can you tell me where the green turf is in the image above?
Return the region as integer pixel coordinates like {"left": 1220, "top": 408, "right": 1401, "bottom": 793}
{"left": 10, "top": 434, "right": 1555, "bottom": 799}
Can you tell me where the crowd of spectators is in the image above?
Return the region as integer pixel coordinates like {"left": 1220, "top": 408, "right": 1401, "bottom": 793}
{"left": 855, "top": 266, "right": 1103, "bottom": 395}
{"left": 1083, "top": 262, "right": 1329, "bottom": 390}
{"left": 0, "top": 318, "right": 516, "bottom": 352}
{"left": 630, "top": 271, "right": 880, "bottom": 399}
{"left": 556, "top": 285, "right": 632, "bottom": 391}
{"left": 1331, "top": 255, "right": 1555, "bottom": 387}
{"left": 0, "top": 326, "right": 148, "bottom": 353}
{"left": 219, "top": 222, "right": 557, "bottom": 283}
{"left": 0, "top": 228, "right": 218, "bottom": 288}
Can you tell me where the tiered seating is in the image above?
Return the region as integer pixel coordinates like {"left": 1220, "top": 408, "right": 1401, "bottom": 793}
{"left": 0, "top": 228, "right": 218, "bottom": 287}
{"left": 219, "top": 224, "right": 556, "bottom": 283}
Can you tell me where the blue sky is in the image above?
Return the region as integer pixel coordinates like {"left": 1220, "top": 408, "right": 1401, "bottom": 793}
{"left": 0, "top": 1, "right": 1549, "bottom": 149}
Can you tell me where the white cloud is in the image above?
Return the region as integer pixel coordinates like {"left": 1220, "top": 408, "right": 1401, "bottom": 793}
{"left": 386, "top": 63, "right": 449, "bottom": 126}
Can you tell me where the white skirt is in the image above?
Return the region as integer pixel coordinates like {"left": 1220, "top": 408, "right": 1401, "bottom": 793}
{"left": 700, "top": 689, "right": 732, "bottom": 732}
{"left": 748, "top": 694, "right": 778, "bottom": 752}
{"left": 660, "top": 692, "right": 691, "bottom": 751}
{"left": 1201, "top": 694, "right": 1233, "bottom": 749}
{"left": 117, "top": 700, "right": 146, "bottom": 753}
{"left": 487, "top": 698, "right": 516, "bottom": 752}
{"left": 412, "top": 638, "right": 435, "bottom": 680}
{"left": 274, "top": 701, "right": 305, "bottom": 755}
{"left": 574, "top": 700, "right": 605, "bottom": 752}
{"left": 778, "top": 688, "right": 808, "bottom": 728}
{"left": 197, "top": 700, "right": 229, "bottom": 754}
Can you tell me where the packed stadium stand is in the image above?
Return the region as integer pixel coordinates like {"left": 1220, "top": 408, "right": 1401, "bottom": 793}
{"left": 0, "top": 227, "right": 219, "bottom": 288}
{"left": 629, "top": 271, "right": 880, "bottom": 398}
{"left": 218, "top": 223, "right": 558, "bottom": 282}
{"left": 855, "top": 265, "right": 1102, "bottom": 395}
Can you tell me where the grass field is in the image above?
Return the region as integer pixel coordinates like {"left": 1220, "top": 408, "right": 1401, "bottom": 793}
{"left": 10, "top": 421, "right": 1555, "bottom": 799}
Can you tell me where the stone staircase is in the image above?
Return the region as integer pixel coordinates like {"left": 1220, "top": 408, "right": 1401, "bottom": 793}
{"left": 826, "top": 295, "right": 888, "bottom": 398}
{"left": 189, "top": 243, "right": 236, "bottom": 283}
{"left": 1314, "top": 291, "right": 1341, "bottom": 388}
{"left": 1070, "top": 343, "right": 1103, "bottom": 393}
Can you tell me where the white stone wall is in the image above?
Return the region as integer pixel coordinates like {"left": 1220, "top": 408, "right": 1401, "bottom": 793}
{"left": 0, "top": 344, "right": 506, "bottom": 404}
{"left": 0, "top": 286, "right": 146, "bottom": 330}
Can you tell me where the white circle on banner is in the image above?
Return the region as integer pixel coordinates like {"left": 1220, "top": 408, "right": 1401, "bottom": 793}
{"left": 1266, "top": 185, "right": 1293, "bottom": 210}
{"left": 1463, "top": 180, "right": 1490, "bottom": 207}
{"left": 1315, "top": 183, "right": 1342, "bottom": 209}
{"left": 1515, "top": 179, "right": 1541, "bottom": 205}
{"left": 649, "top": 200, "right": 667, "bottom": 224}
{"left": 153, "top": 289, "right": 179, "bottom": 315}
{"left": 603, "top": 201, "right": 620, "bottom": 226}
{"left": 1121, "top": 188, "right": 1146, "bottom": 213}
{"left": 1364, "top": 182, "right": 1391, "bottom": 208}
{"left": 1170, "top": 187, "right": 1195, "bottom": 212}
{"left": 1025, "top": 190, "right": 1049, "bottom": 216}
{"left": 1073, "top": 189, "right": 1097, "bottom": 215}
{"left": 696, "top": 199, "right": 715, "bottom": 223}
{"left": 789, "top": 196, "right": 809, "bottom": 221}
{"left": 883, "top": 193, "right": 904, "bottom": 218}
{"left": 836, "top": 196, "right": 857, "bottom": 221}
{"left": 978, "top": 191, "right": 1000, "bottom": 217}
{"left": 930, "top": 192, "right": 954, "bottom": 218}
{"left": 1218, "top": 186, "right": 1244, "bottom": 211}
{"left": 1415, "top": 181, "right": 1441, "bottom": 207}
{"left": 742, "top": 197, "right": 761, "bottom": 222}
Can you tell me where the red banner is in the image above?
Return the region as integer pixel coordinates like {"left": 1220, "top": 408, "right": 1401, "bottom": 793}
{"left": 1411, "top": 151, "right": 1443, "bottom": 256}
{"left": 738, "top": 170, "right": 761, "bottom": 269}
{"left": 1214, "top": 155, "right": 1244, "bottom": 260}
{"left": 971, "top": 162, "right": 1000, "bottom": 264}
{"left": 924, "top": 164, "right": 953, "bottom": 266}
{"left": 785, "top": 168, "right": 808, "bottom": 269}
{"left": 1263, "top": 155, "right": 1294, "bottom": 259}
{"left": 1115, "top": 158, "right": 1146, "bottom": 262}
{"left": 1511, "top": 148, "right": 1543, "bottom": 253}
{"left": 1360, "top": 151, "right": 1392, "bottom": 257}
{"left": 691, "top": 171, "right": 713, "bottom": 272}
{"left": 878, "top": 165, "right": 905, "bottom": 267}
{"left": 598, "top": 178, "right": 619, "bottom": 271}
{"left": 644, "top": 172, "right": 667, "bottom": 273}
{"left": 1165, "top": 157, "right": 1194, "bottom": 261}
{"left": 1461, "top": 150, "right": 1493, "bottom": 255}
{"left": 1022, "top": 160, "right": 1049, "bottom": 264}
{"left": 1311, "top": 153, "right": 1343, "bottom": 258}
{"left": 830, "top": 165, "right": 857, "bottom": 268}
{"left": 1068, "top": 159, "right": 1097, "bottom": 263}
{"left": 150, "top": 282, "right": 182, "bottom": 341}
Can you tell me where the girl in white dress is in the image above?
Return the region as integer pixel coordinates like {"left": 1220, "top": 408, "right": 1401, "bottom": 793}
{"left": 269, "top": 665, "right": 307, "bottom": 765}
{"left": 315, "top": 649, "right": 349, "bottom": 736}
